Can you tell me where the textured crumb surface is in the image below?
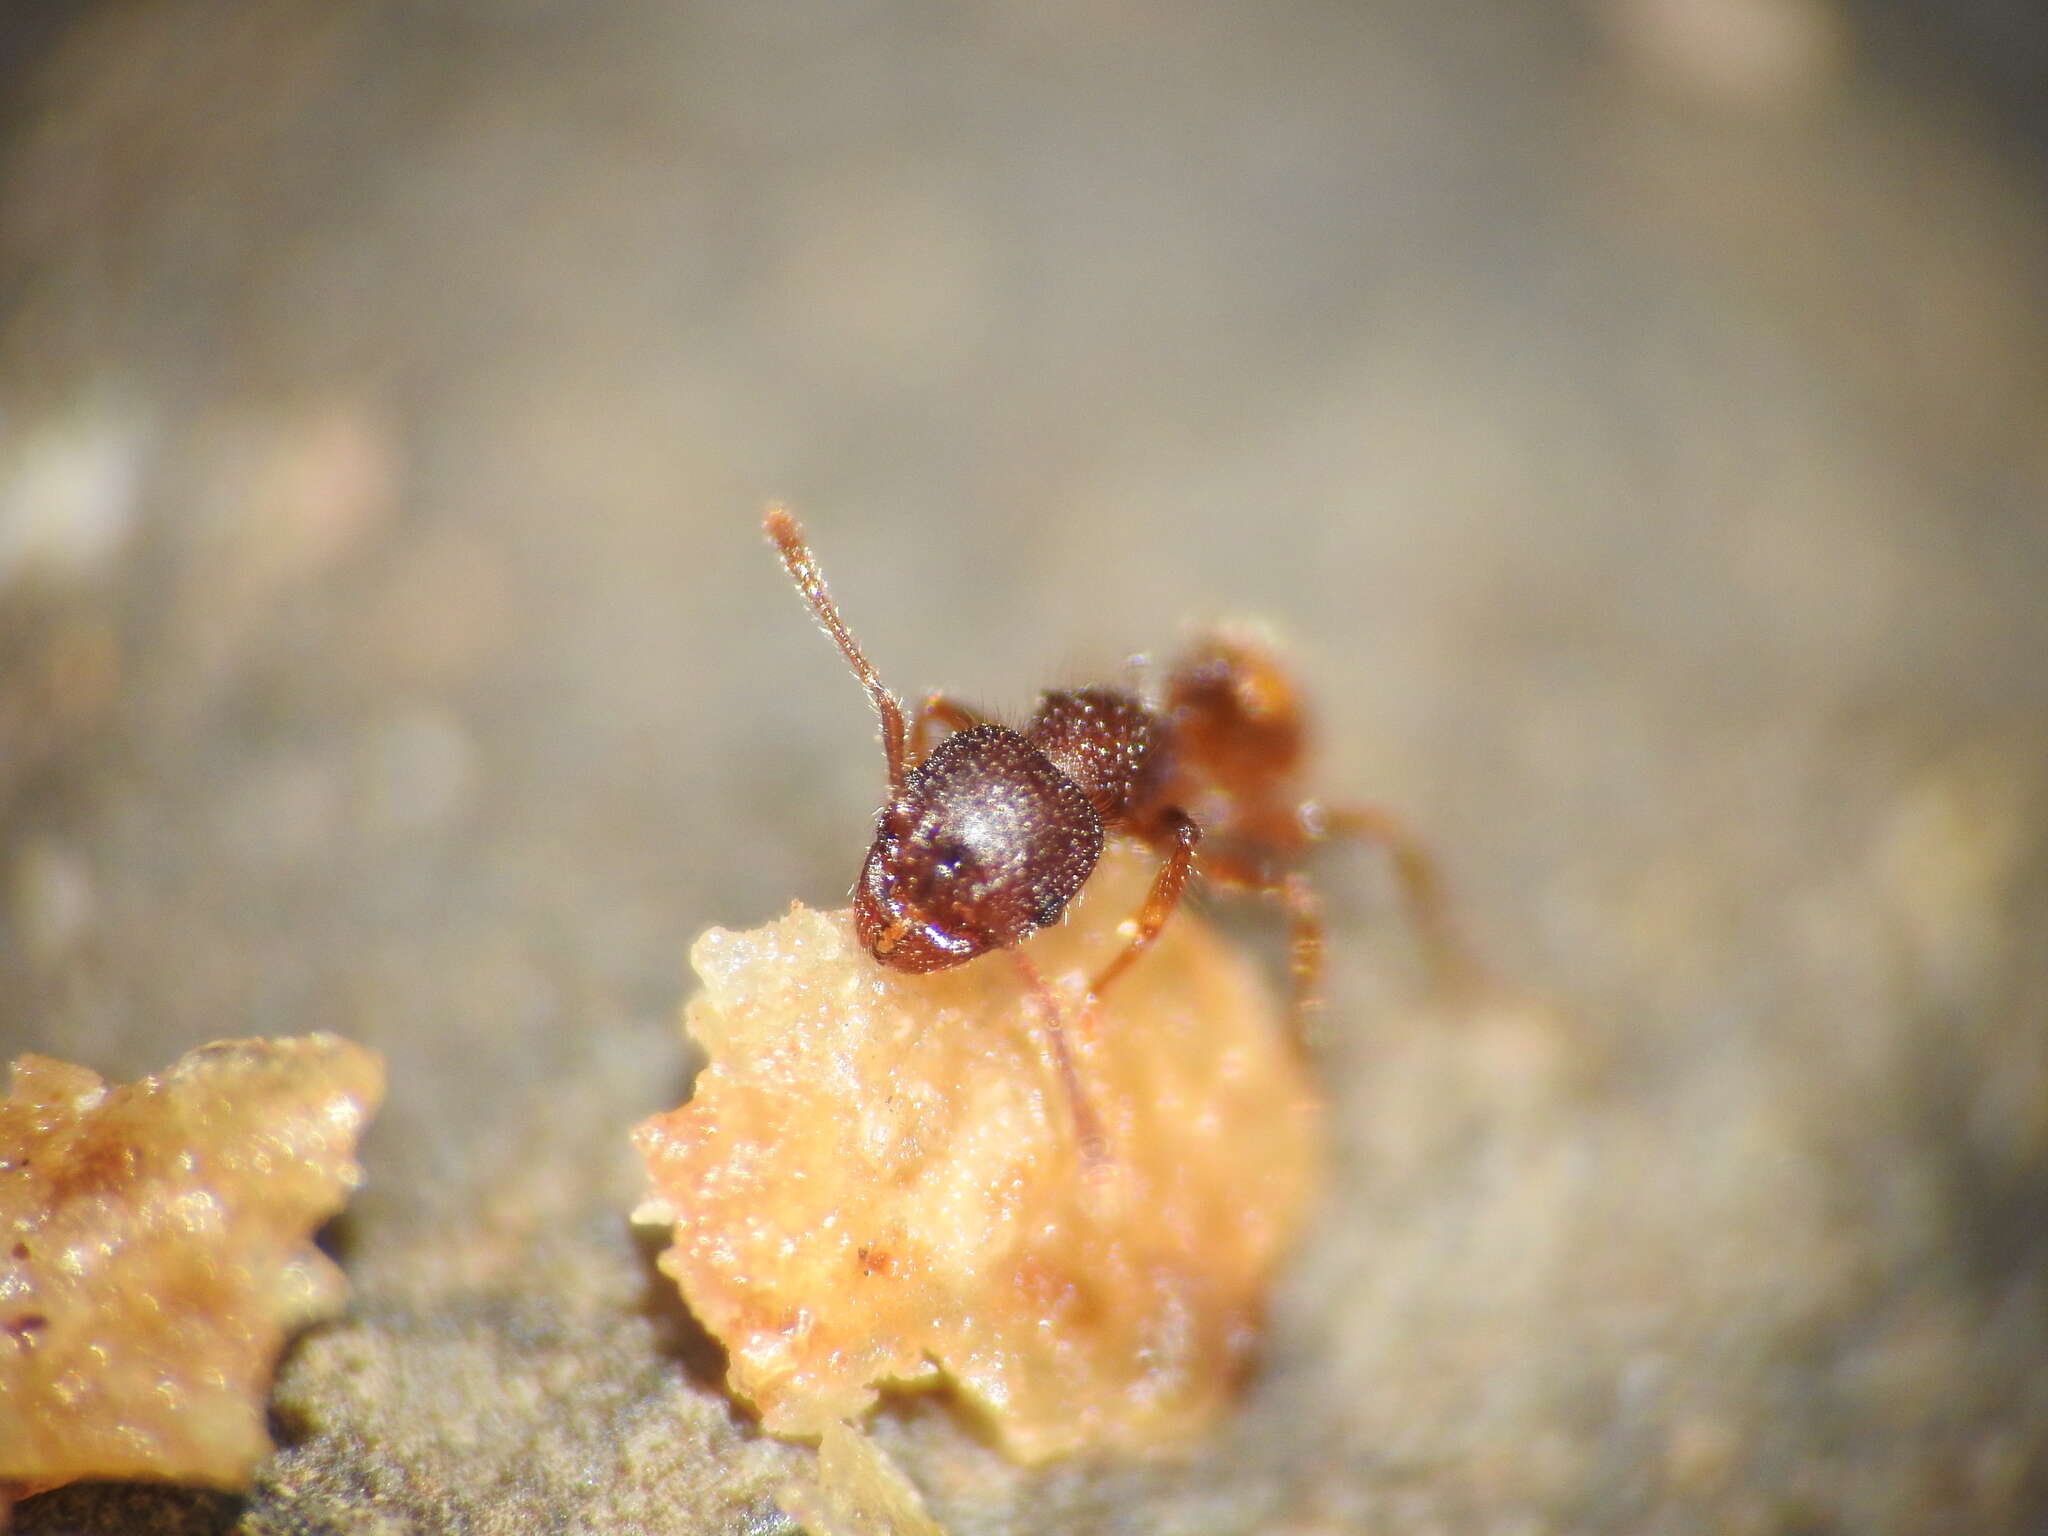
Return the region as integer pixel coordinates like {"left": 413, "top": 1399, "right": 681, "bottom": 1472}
{"left": 0, "top": 1036, "right": 384, "bottom": 1502}
{"left": 635, "top": 845, "right": 1321, "bottom": 1461}
{"left": 5, "top": 1, "right": 2047, "bottom": 1531}
{"left": 777, "top": 1423, "right": 948, "bottom": 1536}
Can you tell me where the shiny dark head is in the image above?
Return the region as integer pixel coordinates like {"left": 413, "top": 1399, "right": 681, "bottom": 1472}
{"left": 852, "top": 725, "right": 1102, "bottom": 972}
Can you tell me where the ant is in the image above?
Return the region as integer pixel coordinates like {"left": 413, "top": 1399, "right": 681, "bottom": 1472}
{"left": 764, "top": 507, "right": 1464, "bottom": 1136}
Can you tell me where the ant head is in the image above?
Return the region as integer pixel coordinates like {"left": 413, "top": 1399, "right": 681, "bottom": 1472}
{"left": 764, "top": 513, "right": 1110, "bottom": 975}
{"left": 853, "top": 725, "right": 1104, "bottom": 974}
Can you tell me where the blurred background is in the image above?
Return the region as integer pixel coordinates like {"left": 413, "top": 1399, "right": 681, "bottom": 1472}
{"left": 3, "top": 1, "right": 2044, "bottom": 1531}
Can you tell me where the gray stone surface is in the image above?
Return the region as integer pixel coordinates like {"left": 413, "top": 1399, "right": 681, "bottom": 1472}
{"left": 3, "top": 1, "right": 2044, "bottom": 1530}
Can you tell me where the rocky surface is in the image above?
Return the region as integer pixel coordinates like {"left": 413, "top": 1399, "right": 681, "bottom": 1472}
{"left": 2, "top": 1, "right": 2043, "bottom": 1530}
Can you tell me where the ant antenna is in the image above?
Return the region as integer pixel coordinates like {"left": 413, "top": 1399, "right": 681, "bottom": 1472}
{"left": 764, "top": 506, "right": 910, "bottom": 793}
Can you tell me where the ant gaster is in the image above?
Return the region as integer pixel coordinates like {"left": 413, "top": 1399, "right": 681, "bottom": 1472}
{"left": 764, "top": 508, "right": 1461, "bottom": 1125}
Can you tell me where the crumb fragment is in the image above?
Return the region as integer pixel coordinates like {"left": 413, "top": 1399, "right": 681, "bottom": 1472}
{"left": 0, "top": 1034, "right": 384, "bottom": 1504}
{"left": 633, "top": 845, "right": 1323, "bottom": 1462}
{"left": 776, "top": 1422, "right": 948, "bottom": 1536}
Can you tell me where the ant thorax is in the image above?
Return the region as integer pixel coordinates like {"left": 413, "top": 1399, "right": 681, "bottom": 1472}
{"left": 1021, "top": 689, "right": 1169, "bottom": 826}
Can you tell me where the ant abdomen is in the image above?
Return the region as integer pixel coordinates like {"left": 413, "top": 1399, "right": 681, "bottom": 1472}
{"left": 854, "top": 724, "right": 1103, "bottom": 973}
{"left": 1164, "top": 635, "right": 1306, "bottom": 792}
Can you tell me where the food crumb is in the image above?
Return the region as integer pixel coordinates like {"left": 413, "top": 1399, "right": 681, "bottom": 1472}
{"left": 0, "top": 1034, "right": 384, "bottom": 1507}
{"left": 777, "top": 1422, "right": 949, "bottom": 1536}
{"left": 633, "top": 844, "right": 1323, "bottom": 1462}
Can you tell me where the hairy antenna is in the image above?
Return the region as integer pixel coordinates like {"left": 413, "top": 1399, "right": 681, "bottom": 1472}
{"left": 764, "top": 506, "right": 909, "bottom": 792}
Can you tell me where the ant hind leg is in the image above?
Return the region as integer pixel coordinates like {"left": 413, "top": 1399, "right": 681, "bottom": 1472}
{"left": 1271, "top": 870, "right": 1326, "bottom": 1041}
{"left": 1315, "top": 801, "right": 1482, "bottom": 992}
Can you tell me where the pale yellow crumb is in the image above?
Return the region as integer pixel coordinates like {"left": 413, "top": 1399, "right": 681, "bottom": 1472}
{"left": 0, "top": 1034, "right": 385, "bottom": 1501}
{"left": 633, "top": 843, "right": 1324, "bottom": 1462}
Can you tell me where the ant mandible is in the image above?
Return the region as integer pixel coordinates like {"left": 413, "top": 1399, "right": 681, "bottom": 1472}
{"left": 763, "top": 508, "right": 1464, "bottom": 1079}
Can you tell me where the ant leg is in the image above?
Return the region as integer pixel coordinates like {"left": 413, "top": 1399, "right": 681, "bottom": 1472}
{"left": 1315, "top": 801, "right": 1480, "bottom": 990}
{"left": 1009, "top": 950, "right": 1103, "bottom": 1156}
{"left": 1088, "top": 810, "right": 1202, "bottom": 998}
{"left": 1175, "top": 843, "right": 1324, "bottom": 1030}
{"left": 908, "top": 693, "right": 987, "bottom": 764}
{"left": 1271, "top": 870, "right": 1326, "bottom": 1037}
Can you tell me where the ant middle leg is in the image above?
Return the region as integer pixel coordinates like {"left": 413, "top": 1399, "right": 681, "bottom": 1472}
{"left": 1087, "top": 810, "right": 1202, "bottom": 999}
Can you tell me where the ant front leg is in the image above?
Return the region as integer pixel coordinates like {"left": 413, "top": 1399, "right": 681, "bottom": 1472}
{"left": 908, "top": 693, "right": 987, "bottom": 765}
{"left": 1009, "top": 949, "right": 1103, "bottom": 1157}
{"left": 1088, "top": 809, "right": 1201, "bottom": 999}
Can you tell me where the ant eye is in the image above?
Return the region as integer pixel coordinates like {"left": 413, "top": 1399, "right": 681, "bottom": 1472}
{"left": 929, "top": 838, "right": 972, "bottom": 882}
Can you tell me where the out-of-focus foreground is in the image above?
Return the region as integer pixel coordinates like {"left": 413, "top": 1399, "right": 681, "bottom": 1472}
{"left": 2, "top": 2, "right": 2044, "bottom": 1531}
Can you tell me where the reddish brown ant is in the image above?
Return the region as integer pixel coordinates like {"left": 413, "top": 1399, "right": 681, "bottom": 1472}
{"left": 764, "top": 507, "right": 1462, "bottom": 1131}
